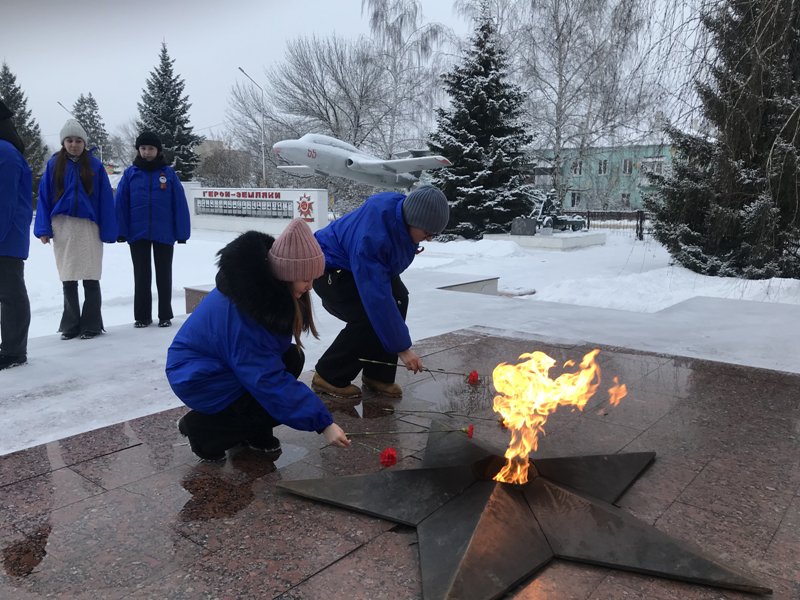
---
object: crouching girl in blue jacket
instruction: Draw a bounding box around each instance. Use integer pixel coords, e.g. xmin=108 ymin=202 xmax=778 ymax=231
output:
xmin=166 ymin=220 xmax=350 ymax=462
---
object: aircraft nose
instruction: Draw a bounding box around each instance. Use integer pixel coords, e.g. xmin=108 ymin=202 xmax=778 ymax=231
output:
xmin=272 ymin=144 xmax=281 ymax=154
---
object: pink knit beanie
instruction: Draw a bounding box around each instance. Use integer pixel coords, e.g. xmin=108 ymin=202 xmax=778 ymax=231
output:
xmin=268 ymin=219 xmax=325 ymax=282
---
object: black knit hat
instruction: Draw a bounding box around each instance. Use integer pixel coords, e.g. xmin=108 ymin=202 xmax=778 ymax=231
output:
xmin=402 ymin=185 xmax=449 ymax=234
xmin=135 ymin=131 xmax=162 ymax=152
xmin=0 ymin=99 xmax=12 ymax=121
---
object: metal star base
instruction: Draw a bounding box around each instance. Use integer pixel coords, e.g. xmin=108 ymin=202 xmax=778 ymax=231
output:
xmin=278 ymin=421 xmax=771 ymax=599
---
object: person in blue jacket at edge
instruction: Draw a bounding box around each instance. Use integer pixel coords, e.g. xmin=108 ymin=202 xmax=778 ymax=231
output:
xmin=0 ymin=99 xmax=32 ymax=370
xmin=34 ymin=119 xmax=117 ymax=340
xmin=166 ymin=219 xmax=351 ymax=462
xmin=115 ymin=131 xmax=191 ymax=329
xmin=311 ymin=185 xmax=450 ymax=399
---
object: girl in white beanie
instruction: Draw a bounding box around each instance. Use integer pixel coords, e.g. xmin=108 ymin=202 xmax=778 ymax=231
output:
xmin=33 ymin=119 xmax=117 ymax=339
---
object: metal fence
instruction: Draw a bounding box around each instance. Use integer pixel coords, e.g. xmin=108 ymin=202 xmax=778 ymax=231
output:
xmin=565 ymin=209 xmax=650 ymax=240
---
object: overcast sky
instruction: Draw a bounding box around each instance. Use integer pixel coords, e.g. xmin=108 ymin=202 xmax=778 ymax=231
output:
xmin=1 ymin=0 xmax=465 ymax=149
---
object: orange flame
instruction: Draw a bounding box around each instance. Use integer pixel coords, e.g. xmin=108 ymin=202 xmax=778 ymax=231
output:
xmin=608 ymin=376 xmax=627 ymax=406
xmin=492 ymin=349 xmax=625 ymax=485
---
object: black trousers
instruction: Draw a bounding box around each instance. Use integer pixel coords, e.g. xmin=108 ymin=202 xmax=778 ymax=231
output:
xmin=59 ymin=280 xmax=102 ymax=336
xmin=313 ymin=269 xmax=408 ymax=387
xmin=130 ymin=240 xmax=174 ymax=323
xmin=0 ymin=256 xmax=30 ymax=356
xmin=181 ymin=344 xmax=304 ymax=457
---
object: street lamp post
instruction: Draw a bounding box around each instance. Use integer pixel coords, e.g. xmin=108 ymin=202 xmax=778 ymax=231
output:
xmin=237 ymin=66 xmax=266 ymax=186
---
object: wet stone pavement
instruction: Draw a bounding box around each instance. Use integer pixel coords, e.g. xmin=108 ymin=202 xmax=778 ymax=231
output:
xmin=0 ymin=327 xmax=798 ymax=599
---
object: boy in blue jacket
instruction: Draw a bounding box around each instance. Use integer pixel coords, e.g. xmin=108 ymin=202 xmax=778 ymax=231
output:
xmin=0 ymin=99 xmax=32 ymax=369
xmin=166 ymin=220 xmax=350 ymax=462
xmin=311 ymin=185 xmax=449 ymax=399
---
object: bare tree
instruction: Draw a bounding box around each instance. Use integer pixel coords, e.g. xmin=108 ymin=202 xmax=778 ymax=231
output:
xmin=263 ymin=35 xmax=385 ymax=147
xmin=195 ymin=139 xmax=256 ymax=188
xmin=361 ymin=0 xmax=449 ymax=156
xmin=524 ymin=0 xmax=652 ymax=200
xmin=453 ymin=0 xmax=533 ymax=64
xmin=106 ymin=119 xmax=141 ymax=169
xmin=453 ymin=0 xmax=698 ymax=204
xmin=227 ymin=33 xmax=412 ymax=189
xmin=228 ymin=4 xmax=454 ymax=187
xmin=227 ymin=80 xmax=279 ymax=183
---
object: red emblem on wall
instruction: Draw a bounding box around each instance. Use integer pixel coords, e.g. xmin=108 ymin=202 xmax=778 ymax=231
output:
xmin=297 ymin=194 xmax=314 ymax=222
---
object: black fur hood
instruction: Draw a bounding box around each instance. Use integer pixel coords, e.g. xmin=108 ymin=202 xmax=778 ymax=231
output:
xmin=215 ymin=230 xmax=295 ymax=334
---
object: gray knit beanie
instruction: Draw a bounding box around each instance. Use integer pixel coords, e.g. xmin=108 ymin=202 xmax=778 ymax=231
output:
xmin=402 ymin=185 xmax=449 ymax=234
xmin=268 ymin=219 xmax=326 ymax=282
xmin=60 ymin=119 xmax=88 ymax=144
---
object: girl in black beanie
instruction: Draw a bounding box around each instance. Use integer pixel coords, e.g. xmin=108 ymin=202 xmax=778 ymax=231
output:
xmin=115 ymin=131 xmax=191 ymax=328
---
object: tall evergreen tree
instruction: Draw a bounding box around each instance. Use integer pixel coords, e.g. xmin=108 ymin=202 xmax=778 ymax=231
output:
xmin=71 ymin=93 xmax=109 ymax=162
xmin=0 ymin=61 xmax=48 ymax=198
xmin=137 ymin=43 xmax=203 ymax=180
xmin=646 ymin=0 xmax=800 ymax=278
xmin=428 ymin=10 xmax=533 ymax=239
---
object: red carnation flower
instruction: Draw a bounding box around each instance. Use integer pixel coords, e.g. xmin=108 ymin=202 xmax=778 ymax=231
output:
xmin=464 ymin=424 xmax=474 ymax=439
xmin=467 ymin=370 xmax=480 ymax=385
xmin=380 ymin=447 xmax=397 ymax=468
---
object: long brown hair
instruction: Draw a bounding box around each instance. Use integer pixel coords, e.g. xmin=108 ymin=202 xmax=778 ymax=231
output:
xmin=292 ymin=289 xmax=319 ymax=349
xmin=53 ymin=147 xmax=93 ymax=199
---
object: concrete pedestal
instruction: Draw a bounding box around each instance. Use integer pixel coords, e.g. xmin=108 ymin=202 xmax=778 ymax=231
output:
xmin=484 ymin=230 xmax=606 ymax=249
xmin=184 ymin=284 xmax=214 ymax=313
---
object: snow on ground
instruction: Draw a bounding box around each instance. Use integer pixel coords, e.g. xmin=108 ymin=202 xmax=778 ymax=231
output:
xmin=1 ymin=224 xmax=798 ymax=456
xmin=412 ymin=232 xmax=800 ymax=311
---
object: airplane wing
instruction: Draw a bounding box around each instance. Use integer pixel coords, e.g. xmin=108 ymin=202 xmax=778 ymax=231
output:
xmin=277 ymin=165 xmax=316 ymax=176
xmin=347 ymin=155 xmax=451 ymax=175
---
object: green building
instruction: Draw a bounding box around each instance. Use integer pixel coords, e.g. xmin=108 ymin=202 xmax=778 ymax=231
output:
xmin=532 ymin=143 xmax=673 ymax=210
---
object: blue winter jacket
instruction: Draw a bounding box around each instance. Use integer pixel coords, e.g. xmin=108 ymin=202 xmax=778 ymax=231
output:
xmin=314 ymin=191 xmax=418 ymax=354
xmin=166 ymin=288 xmax=334 ymax=432
xmin=0 ymin=140 xmax=32 ymax=259
xmin=115 ymin=163 xmax=191 ymax=244
xmin=34 ymin=152 xmax=117 ymax=242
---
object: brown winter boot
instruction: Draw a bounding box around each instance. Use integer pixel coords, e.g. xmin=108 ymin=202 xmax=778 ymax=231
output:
xmin=312 ymin=373 xmax=362 ymax=399
xmin=361 ymin=375 xmax=403 ymax=398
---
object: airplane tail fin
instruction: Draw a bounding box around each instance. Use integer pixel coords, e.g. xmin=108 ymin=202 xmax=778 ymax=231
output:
xmin=395 ymin=148 xmax=433 ymax=159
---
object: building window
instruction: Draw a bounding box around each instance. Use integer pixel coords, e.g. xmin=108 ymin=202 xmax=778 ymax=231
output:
xmin=598 ymin=159 xmax=608 ymax=175
xmin=621 ymin=193 xmax=631 ymax=208
xmin=622 ymin=159 xmax=633 ymax=175
xmin=641 ymin=157 xmax=664 ymax=175
xmin=571 ymin=160 xmax=583 ymax=175
xmin=570 ymin=192 xmax=581 ymax=207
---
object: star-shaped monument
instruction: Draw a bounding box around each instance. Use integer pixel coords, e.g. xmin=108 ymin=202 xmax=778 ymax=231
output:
xmin=277 ymin=421 xmax=771 ymax=599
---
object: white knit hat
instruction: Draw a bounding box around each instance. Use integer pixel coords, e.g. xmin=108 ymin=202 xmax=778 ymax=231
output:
xmin=60 ymin=119 xmax=88 ymax=144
